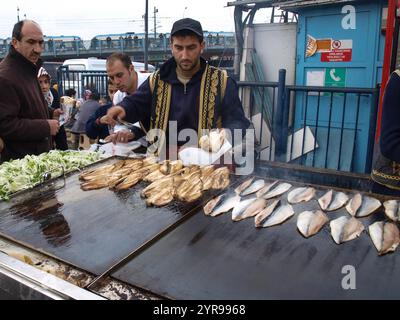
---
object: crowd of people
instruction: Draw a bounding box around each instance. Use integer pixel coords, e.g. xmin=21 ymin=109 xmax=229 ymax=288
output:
xmin=0 ymin=18 xmax=250 ymax=164
xmin=0 ymin=17 xmax=399 ymax=199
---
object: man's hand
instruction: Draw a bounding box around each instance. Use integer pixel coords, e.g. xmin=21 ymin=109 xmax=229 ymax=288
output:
xmin=100 ymin=106 xmax=126 ymax=126
xmin=104 ymin=130 xmax=135 ymax=144
xmin=53 ymin=108 xmax=64 ymax=118
xmin=47 ymin=119 xmax=60 ymax=136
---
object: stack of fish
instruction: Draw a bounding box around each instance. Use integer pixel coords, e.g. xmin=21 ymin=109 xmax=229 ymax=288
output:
xmin=204 ymin=176 xmax=400 ymax=256
xmin=80 ymin=157 xmax=231 ymax=207
xmin=79 ymin=157 xmax=158 ymax=191
xmin=204 ymin=177 xmax=296 ymax=228
xmin=141 ymin=165 xmax=230 ymax=206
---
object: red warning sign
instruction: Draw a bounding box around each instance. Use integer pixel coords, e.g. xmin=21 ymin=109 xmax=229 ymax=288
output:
xmin=321 ymin=40 xmax=353 ymax=62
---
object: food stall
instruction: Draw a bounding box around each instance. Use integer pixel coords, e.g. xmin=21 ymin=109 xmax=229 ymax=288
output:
xmin=0 ymin=148 xmax=399 ymax=300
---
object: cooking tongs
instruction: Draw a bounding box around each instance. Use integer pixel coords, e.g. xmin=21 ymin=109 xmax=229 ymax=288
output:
xmin=115 ymin=118 xmax=137 ymax=130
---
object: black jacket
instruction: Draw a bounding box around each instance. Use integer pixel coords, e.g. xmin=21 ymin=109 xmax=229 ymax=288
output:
xmin=0 ymin=46 xmax=51 ymax=162
xmin=380 ymin=71 xmax=400 ymax=162
xmin=119 ymin=57 xmax=250 ymax=146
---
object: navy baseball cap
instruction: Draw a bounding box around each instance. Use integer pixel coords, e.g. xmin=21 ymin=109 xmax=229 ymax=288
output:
xmin=171 ymin=18 xmax=203 ymax=37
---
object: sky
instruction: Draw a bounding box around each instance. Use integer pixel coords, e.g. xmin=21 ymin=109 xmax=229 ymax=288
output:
xmin=0 ymin=0 xmax=241 ymax=39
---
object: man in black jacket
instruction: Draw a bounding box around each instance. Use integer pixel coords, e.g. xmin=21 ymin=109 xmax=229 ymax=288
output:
xmin=103 ymin=18 xmax=250 ymax=157
xmin=0 ymin=20 xmax=59 ymax=162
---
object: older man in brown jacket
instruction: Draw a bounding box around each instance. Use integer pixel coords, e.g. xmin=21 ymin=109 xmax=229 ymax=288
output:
xmin=0 ymin=20 xmax=59 ymax=162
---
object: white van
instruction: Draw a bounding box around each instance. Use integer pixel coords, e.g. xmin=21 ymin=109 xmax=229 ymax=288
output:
xmin=62 ymin=57 xmax=156 ymax=72
xmin=60 ymin=58 xmax=155 ymax=98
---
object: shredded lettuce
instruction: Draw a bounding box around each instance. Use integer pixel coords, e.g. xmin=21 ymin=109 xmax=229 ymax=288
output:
xmin=0 ymin=150 xmax=101 ymax=201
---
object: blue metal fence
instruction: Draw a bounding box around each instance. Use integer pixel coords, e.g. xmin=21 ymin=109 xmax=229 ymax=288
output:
xmin=57 ymin=67 xmax=109 ymax=99
xmin=237 ymin=69 xmax=380 ymax=174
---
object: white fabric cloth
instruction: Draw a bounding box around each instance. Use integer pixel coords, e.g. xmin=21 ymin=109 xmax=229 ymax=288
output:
xmin=43 ymin=90 xmax=54 ymax=108
xmin=113 ymin=71 xmax=150 ymax=105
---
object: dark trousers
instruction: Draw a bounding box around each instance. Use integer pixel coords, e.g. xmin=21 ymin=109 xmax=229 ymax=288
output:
xmin=54 ymin=125 xmax=69 ymax=150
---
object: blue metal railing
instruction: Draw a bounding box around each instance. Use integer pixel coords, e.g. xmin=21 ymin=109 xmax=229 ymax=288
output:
xmin=57 ymin=67 xmax=108 ymax=99
xmin=236 ymin=69 xmax=380 ymax=174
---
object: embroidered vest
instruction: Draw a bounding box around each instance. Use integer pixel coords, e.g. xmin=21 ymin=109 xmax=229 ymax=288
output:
xmin=146 ymin=64 xmax=228 ymax=151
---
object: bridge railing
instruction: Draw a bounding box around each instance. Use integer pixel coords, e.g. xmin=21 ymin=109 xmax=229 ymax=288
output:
xmin=0 ymin=35 xmax=235 ymax=59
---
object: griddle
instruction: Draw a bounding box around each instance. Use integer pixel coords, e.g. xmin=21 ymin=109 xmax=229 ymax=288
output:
xmin=111 ymin=163 xmax=400 ymax=300
xmin=0 ymin=157 xmax=236 ymax=276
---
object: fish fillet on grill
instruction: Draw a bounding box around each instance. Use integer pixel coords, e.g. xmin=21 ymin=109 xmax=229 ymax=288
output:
xmin=176 ymin=175 xmax=203 ymax=202
xmin=143 ymin=169 xmax=166 ymax=182
xmin=79 ymin=163 xmax=117 ymax=181
xmin=240 ymin=179 xmax=265 ymax=196
xmin=135 ymin=163 xmax=160 ymax=177
xmin=383 ymin=200 xmax=400 ymax=222
xmin=80 ymin=170 xmax=129 ymax=190
xmin=256 ymin=203 xmax=294 ymax=228
xmin=204 ymin=194 xmax=224 ymax=215
xmin=297 ymin=210 xmax=329 ymax=238
xmin=123 ymin=159 xmax=144 ymax=171
xmin=369 ymin=221 xmax=400 ymax=255
xmin=254 ymin=199 xmax=280 ymax=227
xmin=346 ymin=194 xmax=381 ymax=217
xmin=256 ymin=181 xmax=278 ymax=198
xmin=201 ymin=165 xmax=215 ymax=177
xmin=81 ymin=179 xmax=110 ymax=191
xmin=209 ymin=195 xmax=241 ymax=217
xmin=200 ymin=165 xmax=216 ymax=190
xmin=113 ymin=172 xmax=143 ymax=191
xmin=232 ymin=198 xmax=267 ymax=222
xmin=211 ymin=167 xmax=230 ymax=190
xmin=141 ymin=176 xmax=174 ymax=198
xmin=201 ymin=166 xmax=229 ymax=191
xmin=159 ymin=160 xmax=183 ymax=175
xmin=330 ymin=216 xmax=364 ymax=244
xmin=318 ymin=190 xmax=349 ymax=211
xmin=287 ymin=187 xmax=315 ymax=204
xmin=142 ymin=156 xmax=158 ymax=166
xmin=146 ymin=187 xmax=174 ymax=207
xmin=262 ymin=183 xmax=292 ymax=200
xmin=235 ymin=177 xmax=254 ymax=195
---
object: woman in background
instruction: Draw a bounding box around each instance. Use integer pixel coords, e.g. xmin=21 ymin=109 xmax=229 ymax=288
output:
xmin=37 ymin=67 xmax=69 ymax=150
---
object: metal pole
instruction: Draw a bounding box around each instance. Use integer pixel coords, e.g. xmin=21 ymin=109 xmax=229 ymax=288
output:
xmin=154 ymin=7 xmax=158 ymax=39
xmin=365 ymin=87 xmax=380 ymax=173
xmin=144 ymin=0 xmax=149 ymax=71
xmin=17 ymin=6 xmax=20 ymax=22
xmin=274 ymin=69 xmax=286 ymax=161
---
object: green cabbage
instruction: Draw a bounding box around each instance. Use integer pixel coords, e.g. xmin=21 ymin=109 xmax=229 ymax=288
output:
xmin=0 ymin=150 xmax=101 ymax=201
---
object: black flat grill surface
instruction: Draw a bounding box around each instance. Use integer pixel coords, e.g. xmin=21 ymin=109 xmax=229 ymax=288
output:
xmin=0 ymin=158 xmax=229 ymax=275
xmin=112 ymin=176 xmax=400 ymax=300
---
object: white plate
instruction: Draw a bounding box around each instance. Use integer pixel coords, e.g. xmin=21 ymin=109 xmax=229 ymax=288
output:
xmin=178 ymin=140 xmax=232 ymax=166
xmin=89 ymin=141 xmax=141 ymax=157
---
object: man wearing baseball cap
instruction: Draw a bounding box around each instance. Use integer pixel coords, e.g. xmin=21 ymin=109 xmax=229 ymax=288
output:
xmin=103 ymin=18 xmax=250 ymax=156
